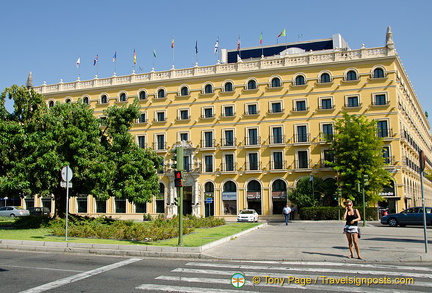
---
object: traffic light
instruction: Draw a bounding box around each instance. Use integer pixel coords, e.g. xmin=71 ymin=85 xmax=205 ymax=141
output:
xmin=363 ymin=174 xmax=369 ymax=186
xmin=173 ymin=197 xmax=179 ymax=206
xmin=174 ymin=170 xmax=183 ymax=187
xmin=171 ymin=148 xmax=178 ymax=169
xmin=170 ymin=147 xmax=184 ymax=171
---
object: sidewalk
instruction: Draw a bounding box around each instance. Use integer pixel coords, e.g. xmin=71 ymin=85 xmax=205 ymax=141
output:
xmin=1 ymin=221 xmax=431 ymax=262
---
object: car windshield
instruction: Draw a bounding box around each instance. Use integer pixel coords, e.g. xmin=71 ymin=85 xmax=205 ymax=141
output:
xmin=241 ymin=210 xmax=254 ymax=214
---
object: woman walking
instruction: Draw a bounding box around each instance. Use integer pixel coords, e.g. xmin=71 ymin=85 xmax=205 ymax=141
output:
xmin=343 ymin=199 xmax=363 ymax=259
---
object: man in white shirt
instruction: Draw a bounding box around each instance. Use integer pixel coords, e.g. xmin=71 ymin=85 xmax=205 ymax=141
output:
xmin=282 ymin=204 xmax=291 ymax=225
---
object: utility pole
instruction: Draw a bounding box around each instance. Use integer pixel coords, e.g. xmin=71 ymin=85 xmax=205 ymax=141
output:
xmin=362 ymin=174 xmax=369 ymax=227
xmin=172 ymin=146 xmax=184 ymax=246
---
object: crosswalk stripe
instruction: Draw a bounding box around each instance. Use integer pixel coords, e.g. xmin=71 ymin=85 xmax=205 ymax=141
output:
xmin=154 ymin=275 xmax=425 ymax=293
xmin=136 ymin=284 xmax=261 ymax=293
xmin=187 ymin=262 xmax=432 ymax=279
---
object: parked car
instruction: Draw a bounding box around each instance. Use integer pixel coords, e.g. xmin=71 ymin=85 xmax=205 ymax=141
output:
xmin=0 ymin=206 xmax=30 ymax=217
xmin=28 ymin=207 xmax=51 ymax=217
xmin=237 ymin=209 xmax=259 ymax=222
xmin=381 ymin=207 xmax=432 ymax=227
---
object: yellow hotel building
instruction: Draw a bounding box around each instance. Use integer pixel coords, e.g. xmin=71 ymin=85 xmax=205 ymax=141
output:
xmin=32 ymin=27 xmax=432 ymax=220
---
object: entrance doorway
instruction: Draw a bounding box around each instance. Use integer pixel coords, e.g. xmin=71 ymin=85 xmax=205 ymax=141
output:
xmin=183 ymin=186 xmax=193 ymax=215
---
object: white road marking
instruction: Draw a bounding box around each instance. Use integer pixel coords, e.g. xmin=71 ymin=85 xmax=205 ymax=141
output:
xmin=1 ymin=264 xmax=83 ymax=273
xmin=19 ymin=258 xmax=141 ymax=293
xmin=136 ymin=284 xmax=260 ymax=292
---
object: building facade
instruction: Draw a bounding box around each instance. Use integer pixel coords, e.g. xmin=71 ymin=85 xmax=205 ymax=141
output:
xmin=30 ymin=27 xmax=432 ymax=220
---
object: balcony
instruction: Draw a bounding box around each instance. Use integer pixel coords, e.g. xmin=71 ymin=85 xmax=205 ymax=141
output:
xmin=220 ymin=163 xmax=237 ymax=173
xmin=220 ymin=138 xmax=237 ymax=149
xmin=268 ymin=135 xmax=286 ymax=146
xmin=293 ymin=133 xmax=310 ymax=144
xmin=270 ymin=160 xmax=287 ymax=172
xmin=244 ymin=136 xmax=261 ymax=147
xmin=200 ymin=139 xmax=216 ymax=149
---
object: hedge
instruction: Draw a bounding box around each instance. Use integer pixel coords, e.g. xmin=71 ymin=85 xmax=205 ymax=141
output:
xmin=299 ymin=206 xmax=378 ymax=221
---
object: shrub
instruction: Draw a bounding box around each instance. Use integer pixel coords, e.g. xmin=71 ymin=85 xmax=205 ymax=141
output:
xmin=299 ymin=206 xmax=378 ymax=221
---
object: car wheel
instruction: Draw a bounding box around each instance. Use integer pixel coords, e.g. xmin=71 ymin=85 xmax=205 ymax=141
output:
xmin=388 ymin=218 xmax=398 ymax=227
xmin=10 ymin=214 xmax=16 ymax=218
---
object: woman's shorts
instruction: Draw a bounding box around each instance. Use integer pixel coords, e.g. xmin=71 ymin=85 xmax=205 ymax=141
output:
xmin=343 ymin=225 xmax=359 ymax=234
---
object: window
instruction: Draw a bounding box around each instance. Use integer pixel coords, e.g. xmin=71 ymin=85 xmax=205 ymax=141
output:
xmin=138 ymin=113 xmax=146 ymax=123
xmin=271 ymin=77 xmax=281 ymax=88
xmin=296 ymin=125 xmax=308 ymax=142
xmin=224 ymin=130 xmax=235 ymax=146
xmin=204 ymin=84 xmax=213 ymax=94
xmin=180 ymin=86 xmax=189 ymax=96
xmin=203 ymin=107 xmax=214 ymax=118
xmin=248 ymin=153 xmax=259 ymax=170
xmin=295 ymin=75 xmax=305 ymax=85
xmin=246 ymin=104 xmax=258 ymax=115
xmin=347 ymin=96 xmax=359 ymax=107
xmin=247 ymin=128 xmax=259 ymax=145
xmin=83 ymin=97 xmax=89 ymax=105
xmin=183 ymin=155 xmax=190 ymax=171
xmin=295 ymin=100 xmax=307 ymax=111
xmin=270 ymin=102 xmax=282 ymax=113
xmin=298 ymin=151 xmax=309 ymax=168
xmin=139 ymin=90 xmax=147 ymax=100
xmin=204 ymin=155 xmax=213 ymax=172
xmin=157 ymin=89 xmax=165 ymax=98
xmin=65 ymin=98 xmax=71 ymax=103
xmin=224 ymin=82 xmax=233 ymax=92
xmin=223 ymin=105 xmax=234 ymax=117
xmin=373 ymin=68 xmax=385 ymax=78
xmin=247 ymin=79 xmax=257 ymax=90
xmin=77 ymin=197 xmax=87 ymax=213
xmin=119 ymin=93 xmax=127 ymax=102
xmin=320 ymin=98 xmax=333 ymax=109
xmin=223 ymin=181 xmax=237 ymax=215
xmin=224 ymin=154 xmax=235 ymax=171
xmin=48 ymin=100 xmax=55 ymax=108
xmin=377 ymin=120 xmax=389 ymax=137
xmin=346 ymin=70 xmax=357 ymax=81
xmin=374 ymin=94 xmax=387 ymax=105
xmin=203 ymin=131 xmax=214 ymax=147
xmin=156 ymin=111 xmax=165 ymax=122
xmin=179 ymin=109 xmax=189 ymax=120
xmin=383 ymin=146 xmax=391 ymax=164
xmin=135 ymin=202 xmax=146 ymax=213
xmin=320 ymin=73 xmax=331 ymax=83
xmin=115 ymin=199 xmax=126 ymax=213
xmin=137 ymin=136 xmax=145 ymax=148
xmin=101 ymin=95 xmax=108 ymax=104
xmin=156 ymin=134 xmax=165 ymax=150
xmin=322 ymin=124 xmax=333 ymax=141
xmin=272 ymin=127 xmax=283 ymax=144
xmin=273 ymin=151 xmax=284 ymax=169
xmin=323 ymin=150 xmax=334 ymax=167
xmin=179 ymin=132 xmax=188 ymax=142
xmin=96 ymin=200 xmax=106 ymax=213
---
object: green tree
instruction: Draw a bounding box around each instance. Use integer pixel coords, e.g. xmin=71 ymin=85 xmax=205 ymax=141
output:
xmin=0 ymin=85 xmax=161 ymax=216
xmin=328 ymin=112 xmax=390 ymax=204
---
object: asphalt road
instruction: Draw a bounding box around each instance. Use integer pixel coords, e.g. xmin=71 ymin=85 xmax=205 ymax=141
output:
xmin=1 ymin=250 xmax=432 ymax=293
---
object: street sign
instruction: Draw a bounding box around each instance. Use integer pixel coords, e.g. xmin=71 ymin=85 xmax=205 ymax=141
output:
xmin=60 ymin=181 xmax=73 ymax=188
xmin=61 ymin=166 xmax=73 ymax=182
xmin=205 ymin=197 xmax=213 ymax=204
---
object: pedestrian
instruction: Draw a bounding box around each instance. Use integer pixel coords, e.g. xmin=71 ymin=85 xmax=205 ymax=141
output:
xmin=282 ymin=204 xmax=291 ymax=225
xmin=343 ymin=199 xmax=363 ymax=259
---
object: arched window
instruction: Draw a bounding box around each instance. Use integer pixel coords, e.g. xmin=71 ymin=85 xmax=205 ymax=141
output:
xmin=83 ymin=97 xmax=89 ymax=105
xmin=119 ymin=93 xmax=127 ymax=102
xmin=205 ymin=182 xmax=214 ymax=193
xmin=180 ymin=86 xmax=189 ymax=96
xmin=247 ymin=80 xmax=257 ymax=90
xmin=320 ymin=73 xmax=331 ymax=83
xmin=139 ymin=90 xmax=147 ymax=100
xmin=346 ymin=70 xmax=357 ymax=81
xmin=271 ymin=77 xmax=281 ymax=88
xmin=272 ymin=179 xmax=287 ymax=192
xmin=48 ymin=101 xmax=54 ymax=108
xmin=65 ymin=98 xmax=71 ymax=103
xmin=204 ymin=84 xmax=213 ymax=94
xmin=373 ymin=68 xmax=385 ymax=78
xmin=295 ymin=75 xmax=305 ymax=85
xmin=157 ymin=89 xmax=165 ymax=98
xmin=101 ymin=95 xmax=108 ymax=104
xmin=224 ymin=82 xmax=233 ymax=92
xmin=247 ymin=180 xmax=261 ymax=192
xmin=223 ymin=181 xmax=236 ymax=192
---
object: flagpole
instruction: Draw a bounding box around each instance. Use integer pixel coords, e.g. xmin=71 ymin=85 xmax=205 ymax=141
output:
xmin=152 ymin=49 xmax=156 ymax=71
xmin=195 ymin=40 xmax=198 ymax=66
xmin=171 ymin=37 xmax=175 ymax=68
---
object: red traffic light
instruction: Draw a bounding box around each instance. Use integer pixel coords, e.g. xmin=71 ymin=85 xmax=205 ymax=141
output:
xmin=174 ymin=171 xmax=183 ymax=187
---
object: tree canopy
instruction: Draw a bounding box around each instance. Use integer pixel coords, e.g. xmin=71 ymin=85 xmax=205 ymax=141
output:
xmin=328 ymin=112 xmax=391 ymax=205
xmin=288 ymin=176 xmax=337 ymax=208
xmin=0 ymin=85 xmax=162 ymax=216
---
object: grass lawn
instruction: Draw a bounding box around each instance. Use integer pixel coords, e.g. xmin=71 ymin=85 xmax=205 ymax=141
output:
xmin=0 ymin=221 xmax=261 ymax=247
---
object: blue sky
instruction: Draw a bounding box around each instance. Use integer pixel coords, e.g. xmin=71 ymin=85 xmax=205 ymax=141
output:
xmin=1 ymin=0 xmax=432 ymax=118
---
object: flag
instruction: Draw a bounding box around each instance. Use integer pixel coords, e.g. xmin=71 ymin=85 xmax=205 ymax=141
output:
xmin=309 ymin=175 xmax=313 ymax=182
xmin=171 ymin=37 xmax=175 ymax=48
xmin=112 ymin=51 xmax=117 ymax=62
xmin=133 ymin=49 xmax=137 ymax=64
xmin=153 ymin=49 xmax=157 ymax=58
xmin=259 ymin=32 xmax=263 ymax=45
xmin=214 ymin=38 xmax=219 ymax=54
xmin=93 ymin=55 xmax=98 ymax=66
xmin=76 ymin=57 xmax=80 ymax=68
xmin=237 ymin=54 xmax=242 ymax=62
xmin=237 ymin=37 xmax=241 ymax=51
xmin=278 ymin=28 xmax=286 ymax=38
xmin=195 ymin=40 xmax=198 ymax=54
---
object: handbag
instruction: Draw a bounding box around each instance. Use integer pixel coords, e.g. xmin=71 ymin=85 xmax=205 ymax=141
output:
xmin=358 ymin=228 xmax=361 ymax=239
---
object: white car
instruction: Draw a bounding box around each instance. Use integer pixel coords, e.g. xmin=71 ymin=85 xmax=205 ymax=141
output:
xmin=0 ymin=206 xmax=30 ymax=217
xmin=237 ymin=209 xmax=259 ymax=222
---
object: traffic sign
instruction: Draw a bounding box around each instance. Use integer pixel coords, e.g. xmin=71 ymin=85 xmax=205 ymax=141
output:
xmin=61 ymin=166 xmax=73 ymax=182
xmin=205 ymin=197 xmax=213 ymax=204
xmin=60 ymin=181 xmax=73 ymax=188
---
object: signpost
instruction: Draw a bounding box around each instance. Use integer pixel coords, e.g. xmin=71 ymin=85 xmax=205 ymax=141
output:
xmin=61 ymin=166 xmax=73 ymax=241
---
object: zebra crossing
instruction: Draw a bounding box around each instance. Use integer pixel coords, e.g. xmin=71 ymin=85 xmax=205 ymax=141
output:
xmin=136 ymin=260 xmax=432 ymax=292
